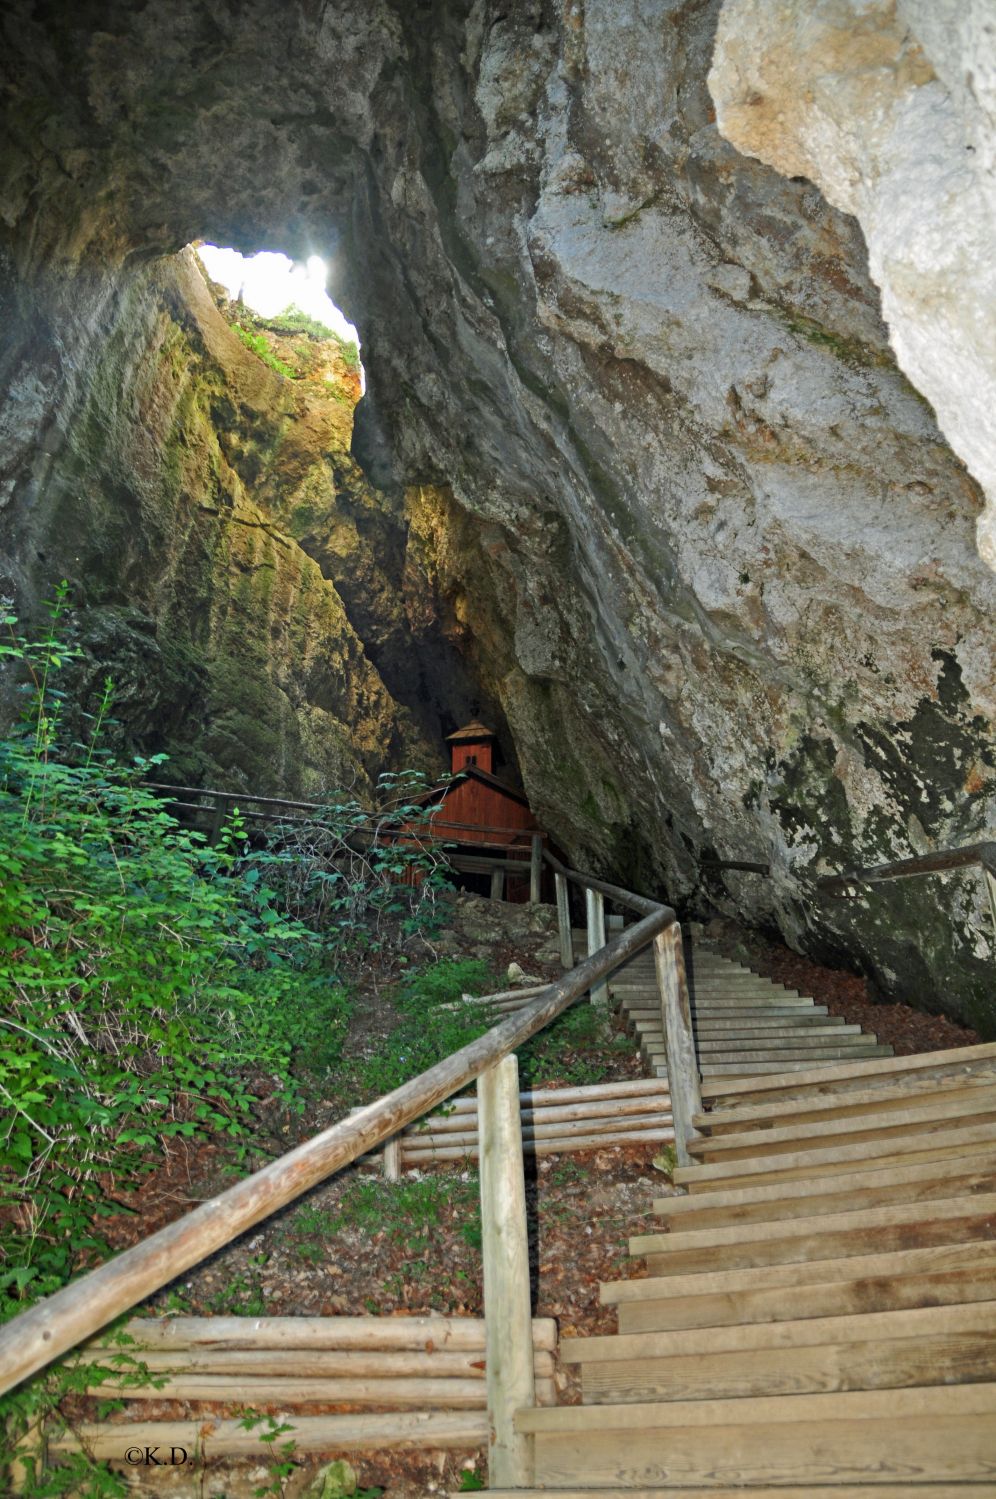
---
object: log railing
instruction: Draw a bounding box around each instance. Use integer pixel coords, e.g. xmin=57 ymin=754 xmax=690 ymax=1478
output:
xmin=0 ymin=852 xmax=701 ymax=1487
xmin=701 ymin=841 xmax=996 ymax=990
xmin=818 ymin=839 xmax=996 ymax=897
xmin=543 ymin=848 xmax=701 ymax=1165
xmin=148 ymin=780 xmax=545 ymax=898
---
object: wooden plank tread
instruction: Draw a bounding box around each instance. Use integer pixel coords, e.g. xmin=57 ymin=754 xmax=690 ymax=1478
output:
xmin=560 ymin=1297 xmax=996 ymax=1364
xmin=516 ymin=1379 xmax=996 ymax=1432
xmin=481 ymin=1490 xmax=991 ymax=1497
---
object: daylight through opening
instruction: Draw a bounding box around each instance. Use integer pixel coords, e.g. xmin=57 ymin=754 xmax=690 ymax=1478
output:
xmin=195 ymin=243 xmax=364 ymax=391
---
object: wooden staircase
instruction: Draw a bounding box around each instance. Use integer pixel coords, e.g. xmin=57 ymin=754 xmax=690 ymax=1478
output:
xmin=482 ymin=1041 xmax=996 ymax=1495
xmin=608 ymin=939 xmax=892 ymax=1078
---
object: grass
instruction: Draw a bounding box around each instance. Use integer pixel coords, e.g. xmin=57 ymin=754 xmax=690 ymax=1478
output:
xmin=233 ymin=322 xmax=297 ymax=378
xmin=354 ymin=959 xmax=499 ymax=1096
xmin=519 ymin=1000 xmax=632 ymax=1086
xmin=289 ymin=1174 xmax=481 ymax=1258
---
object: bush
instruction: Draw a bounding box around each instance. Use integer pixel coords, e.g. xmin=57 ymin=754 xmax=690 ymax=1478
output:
xmin=263 ymin=304 xmax=362 ymax=374
xmin=264 ymin=303 xmax=338 ymax=340
xmin=0 ymin=589 xmax=445 ymax=1308
xmin=247 ymin=769 xmax=453 ymax=965
xmin=0 ymin=588 xmax=460 ymax=1491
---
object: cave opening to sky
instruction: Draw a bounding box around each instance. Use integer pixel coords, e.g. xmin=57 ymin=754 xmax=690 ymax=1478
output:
xmin=195 ymin=243 xmax=364 ymax=388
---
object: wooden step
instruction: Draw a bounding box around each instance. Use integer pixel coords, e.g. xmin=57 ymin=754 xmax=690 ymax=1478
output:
xmin=653 ymin=1045 xmax=889 ymax=1066
xmin=519 ymin=1383 xmax=996 ymax=1488
xmin=702 ymin=1041 xmax=996 ymax=1105
xmin=687 ymin=1092 xmax=996 ymax=1162
xmin=652 ymin=1154 xmax=996 ymax=1229
xmin=692 ymin=1017 xmax=851 ymax=1032
xmin=631 ymin=1193 xmax=996 ymax=1276
xmin=627 ymin=1004 xmax=835 ymax=1022
xmin=688 ymin=1061 xmax=864 ymax=1076
xmin=481 ymin=1489 xmax=990 ymax=1498
xmin=676 ymin=1119 xmax=996 ymax=1190
xmin=576 ymin=1303 xmax=996 ymax=1404
xmin=695 ymin=1073 xmax=996 ymax=1134
xmin=635 ymin=1022 xmax=856 ymax=1042
xmin=615 ymin=1256 xmax=996 ymax=1335
xmin=602 ymin=1238 xmax=996 ymax=1310
xmin=566 ymin=1299 xmax=996 ymax=1365
xmin=691 ymin=1036 xmax=881 ymax=1055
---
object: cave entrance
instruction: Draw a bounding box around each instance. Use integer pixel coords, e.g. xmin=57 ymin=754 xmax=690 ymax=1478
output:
xmin=195 ymin=243 xmax=364 ymax=389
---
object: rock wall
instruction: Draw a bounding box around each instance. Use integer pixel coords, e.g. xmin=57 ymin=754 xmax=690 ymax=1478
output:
xmin=0 ymin=244 xmax=447 ymax=795
xmin=1 ymin=0 xmax=994 ymax=1030
xmin=709 ymin=0 xmax=996 ymax=568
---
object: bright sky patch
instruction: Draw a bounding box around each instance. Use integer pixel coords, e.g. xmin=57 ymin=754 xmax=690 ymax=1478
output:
xmin=198 ymin=245 xmax=360 ymax=351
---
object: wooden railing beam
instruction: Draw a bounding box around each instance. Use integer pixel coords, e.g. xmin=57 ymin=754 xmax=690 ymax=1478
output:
xmin=529 ymin=833 xmax=543 ymax=904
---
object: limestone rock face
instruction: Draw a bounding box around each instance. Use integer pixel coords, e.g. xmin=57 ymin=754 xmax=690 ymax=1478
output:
xmin=0 ymin=244 xmax=440 ymax=795
xmin=709 ymin=0 xmax=996 ymax=566
xmin=1 ymin=1 xmax=995 ymax=1029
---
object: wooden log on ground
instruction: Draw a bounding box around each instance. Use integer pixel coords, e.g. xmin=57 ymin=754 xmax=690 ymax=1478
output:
xmin=87 ymin=1374 xmax=494 ymax=1407
xmin=78 ymin=1347 xmax=557 ymax=1378
xmin=407 ymin=1100 xmax=672 ymax=1138
xmin=102 ymin=1315 xmax=557 ymax=1353
xmin=49 ymin=1411 xmax=490 ymax=1458
xmin=81 ymin=1372 xmax=558 ymax=1408
xmin=403 ymin=1126 xmax=673 ymax=1163
xmin=412 ymin=1078 xmax=668 ymax=1114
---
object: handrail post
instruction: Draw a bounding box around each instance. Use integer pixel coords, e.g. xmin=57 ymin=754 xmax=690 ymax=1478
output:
xmin=490 ymin=868 xmax=505 ymax=901
xmin=478 ymin=1054 xmax=535 ymax=1487
xmin=529 ymin=834 xmax=543 ymax=904
xmin=555 ymin=873 xmax=574 ymax=968
xmin=208 ymin=793 xmax=229 ymax=846
xmin=653 ymin=923 xmax=702 ymax=1167
xmin=586 ymin=888 xmax=608 ymax=1006
xmin=382 ymin=1137 xmax=401 ymax=1181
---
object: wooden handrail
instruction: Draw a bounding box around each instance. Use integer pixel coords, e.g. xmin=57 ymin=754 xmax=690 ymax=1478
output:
xmin=541 ymin=847 xmax=702 ymax=1160
xmin=700 ymin=857 xmax=771 ymax=876
xmin=819 ymin=840 xmax=996 ymax=895
xmin=541 ymin=846 xmax=661 ymax=917
xmin=149 ymin=782 xmax=540 ymax=844
xmin=693 ymin=841 xmax=996 ymax=893
xmin=0 ymin=905 xmax=674 ymax=1397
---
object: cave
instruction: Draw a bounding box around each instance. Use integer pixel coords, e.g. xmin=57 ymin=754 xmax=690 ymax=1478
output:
xmin=1 ymin=0 xmax=995 ymax=1034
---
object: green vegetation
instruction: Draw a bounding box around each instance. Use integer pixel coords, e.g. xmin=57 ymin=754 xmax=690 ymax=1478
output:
xmin=356 ymin=959 xmax=497 ymax=1096
xmin=519 ymin=1000 xmax=630 ymax=1086
xmin=264 ymin=303 xmax=338 ymax=340
xmin=290 ymin=1173 xmax=481 ymax=1258
xmin=0 ymin=587 xmax=451 ymax=1491
xmin=233 ymin=320 xmax=297 ymax=378
xmin=338 ymin=337 xmax=361 ymax=372
xmin=232 ymin=302 xmax=362 ymax=379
